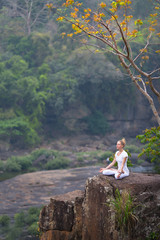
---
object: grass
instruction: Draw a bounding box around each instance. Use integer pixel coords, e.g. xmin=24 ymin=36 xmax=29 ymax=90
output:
xmin=109 ymin=189 xmax=138 ymax=237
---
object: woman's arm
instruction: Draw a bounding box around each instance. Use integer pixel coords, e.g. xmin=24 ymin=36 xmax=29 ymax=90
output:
xmin=99 ymin=157 xmax=116 ymax=172
xmin=106 ymin=157 xmax=116 ymax=169
xmin=117 ymin=157 xmax=127 ymax=178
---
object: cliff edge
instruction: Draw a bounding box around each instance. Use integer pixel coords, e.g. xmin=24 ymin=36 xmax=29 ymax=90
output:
xmin=39 ymin=173 xmax=160 ymax=240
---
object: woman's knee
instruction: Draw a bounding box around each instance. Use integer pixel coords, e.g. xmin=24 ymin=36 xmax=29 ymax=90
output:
xmin=102 ymin=170 xmax=115 ymax=175
xmin=115 ymin=173 xmax=129 ymax=180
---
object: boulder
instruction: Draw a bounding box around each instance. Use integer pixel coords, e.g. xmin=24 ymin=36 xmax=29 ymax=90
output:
xmin=39 ymin=173 xmax=160 ymax=240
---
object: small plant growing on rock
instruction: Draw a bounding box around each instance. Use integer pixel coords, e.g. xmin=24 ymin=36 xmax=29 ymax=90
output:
xmin=109 ymin=189 xmax=138 ymax=237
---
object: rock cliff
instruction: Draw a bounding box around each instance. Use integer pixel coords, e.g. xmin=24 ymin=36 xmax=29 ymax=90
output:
xmin=39 ymin=173 xmax=160 ymax=240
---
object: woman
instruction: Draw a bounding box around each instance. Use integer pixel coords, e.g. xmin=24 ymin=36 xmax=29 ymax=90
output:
xmin=99 ymin=138 xmax=129 ymax=179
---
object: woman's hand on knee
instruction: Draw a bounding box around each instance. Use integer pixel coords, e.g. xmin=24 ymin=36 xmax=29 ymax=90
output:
xmin=99 ymin=168 xmax=107 ymax=172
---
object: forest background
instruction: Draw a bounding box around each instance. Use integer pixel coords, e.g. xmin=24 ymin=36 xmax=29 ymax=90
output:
xmin=0 ymin=1 xmax=160 ymax=239
xmin=0 ymin=0 xmax=159 ymax=149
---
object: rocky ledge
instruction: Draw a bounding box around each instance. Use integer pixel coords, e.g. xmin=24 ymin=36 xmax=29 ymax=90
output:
xmin=39 ymin=173 xmax=160 ymax=240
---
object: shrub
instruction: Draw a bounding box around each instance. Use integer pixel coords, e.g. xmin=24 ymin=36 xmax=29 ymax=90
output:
xmin=0 ymin=160 xmax=4 ymax=171
xmin=0 ymin=215 xmax=10 ymax=227
xmin=31 ymin=148 xmax=58 ymax=162
xmin=0 ymin=117 xmax=39 ymax=148
xmin=137 ymin=126 xmax=160 ymax=173
xmin=5 ymin=155 xmax=32 ymax=172
xmin=99 ymin=151 xmax=113 ymax=161
xmin=125 ymin=144 xmax=142 ymax=153
xmin=45 ymin=157 xmax=70 ymax=170
xmin=12 ymin=156 xmax=32 ymax=171
xmin=28 ymin=222 xmax=39 ymax=236
xmin=6 ymin=227 xmax=22 ymax=240
xmin=14 ymin=212 xmax=25 ymax=227
xmin=5 ymin=159 xmax=21 ymax=172
xmin=25 ymin=207 xmax=40 ymax=225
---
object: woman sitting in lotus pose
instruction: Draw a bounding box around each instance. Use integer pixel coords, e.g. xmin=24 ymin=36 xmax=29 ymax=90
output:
xmin=99 ymin=138 xmax=129 ymax=179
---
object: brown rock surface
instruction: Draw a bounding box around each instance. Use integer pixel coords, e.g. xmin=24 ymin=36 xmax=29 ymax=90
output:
xmin=0 ymin=166 xmax=100 ymax=216
xmin=39 ymin=173 xmax=160 ymax=240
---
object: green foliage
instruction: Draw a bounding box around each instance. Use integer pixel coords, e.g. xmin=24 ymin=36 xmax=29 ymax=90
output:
xmin=14 ymin=212 xmax=25 ymax=227
xmin=28 ymin=222 xmax=39 ymax=236
xmin=125 ymin=144 xmax=142 ymax=153
xmin=31 ymin=148 xmax=58 ymax=160
xmin=0 ymin=160 xmax=4 ymax=171
xmin=0 ymin=215 xmax=10 ymax=227
xmin=83 ymin=111 xmax=109 ymax=135
xmin=0 ymin=117 xmax=39 ymax=148
xmin=109 ymin=189 xmax=138 ymax=236
xmin=3 ymin=148 xmax=72 ymax=173
xmin=136 ymin=127 xmax=160 ymax=173
xmin=6 ymin=227 xmax=22 ymax=240
xmin=5 ymin=155 xmax=33 ymax=172
xmin=146 ymin=232 xmax=160 ymax=240
xmin=2 ymin=206 xmax=42 ymax=240
xmin=5 ymin=159 xmax=22 ymax=172
xmin=0 ymin=0 xmax=158 ymax=149
xmin=7 ymin=33 xmax=51 ymax=67
xmin=45 ymin=157 xmax=70 ymax=170
xmin=99 ymin=151 xmax=114 ymax=161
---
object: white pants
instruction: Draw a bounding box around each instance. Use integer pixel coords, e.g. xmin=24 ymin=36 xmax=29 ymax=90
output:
xmin=102 ymin=169 xmax=129 ymax=180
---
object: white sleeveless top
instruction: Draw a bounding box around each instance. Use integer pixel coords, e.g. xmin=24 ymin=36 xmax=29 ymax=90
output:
xmin=115 ymin=150 xmax=129 ymax=174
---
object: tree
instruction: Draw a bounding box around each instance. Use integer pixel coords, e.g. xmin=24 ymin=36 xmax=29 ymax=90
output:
xmin=47 ymin=0 xmax=160 ymax=125
xmin=4 ymin=0 xmax=48 ymax=35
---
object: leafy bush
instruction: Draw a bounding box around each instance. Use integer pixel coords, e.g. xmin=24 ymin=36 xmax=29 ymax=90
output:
xmin=5 ymin=155 xmax=32 ymax=172
xmin=14 ymin=212 xmax=25 ymax=227
xmin=0 ymin=117 xmax=39 ymax=148
xmin=0 ymin=160 xmax=4 ymax=171
xmin=28 ymin=222 xmax=39 ymax=236
xmin=99 ymin=151 xmax=114 ymax=161
xmin=45 ymin=157 xmax=70 ymax=170
xmin=0 ymin=215 xmax=10 ymax=227
xmin=5 ymin=159 xmax=22 ymax=172
xmin=31 ymin=148 xmax=58 ymax=161
xmin=136 ymin=127 xmax=160 ymax=173
xmin=25 ymin=207 xmax=40 ymax=225
xmin=125 ymin=144 xmax=142 ymax=153
xmin=12 ymin=156 xmax=32 ymax=171
xmin=6 ymin=227 xmax=22 ymax=240
xmin=83 ymin=111 xmax=109 ymax=135
xmin=1 ymin=206 xmax=42 ymax=239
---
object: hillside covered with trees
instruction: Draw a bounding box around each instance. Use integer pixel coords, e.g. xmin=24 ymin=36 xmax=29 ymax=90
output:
xmin=0 ymin=0 xmax=159 ymax=149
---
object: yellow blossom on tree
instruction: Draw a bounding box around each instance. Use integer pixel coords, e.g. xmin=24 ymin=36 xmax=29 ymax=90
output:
xmin=100 ymin=2 xmax=106 ymax=8
xmin=56 ymin=16 xmax=64 ymax=21
xmin=99 ymin=13 xmax=105 ymax=18
xmin=70 ymin=12 xmax=77 ymax=18
xmin=67 ymin=33 xmax=73 ymax=37
xmin=75 ymin=2 xmax=82 ymax=7
xmin=135 ymin=19 xmax=143 ymax=25
xmin=74 ymin=7 xmax=79 ymax=12
xmin=140 ymin=48 xmax=148 ymax=53
xmin=150 ymin=13 xmax=158 ymax=17
xmin=149 ymin=27 xmax=155 ymax=32
xmin=142 ymin=56 xmax=149 ymax=60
